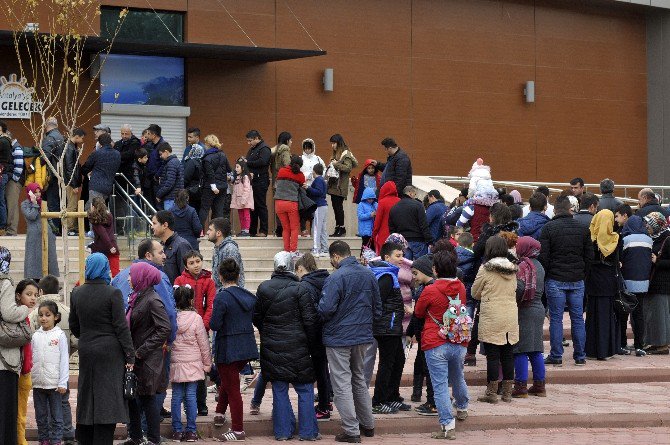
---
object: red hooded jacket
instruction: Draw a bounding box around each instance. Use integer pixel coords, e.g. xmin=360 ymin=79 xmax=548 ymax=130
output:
xmin=373 ymin=181 xmax=401 ymax=254
xmin=174 ymin=269 xmax=216 ymax=330
xmin=414 ymin=278 xmax=468 ymax=351
xmin=352 ymin=159 xmax=381 ymax=204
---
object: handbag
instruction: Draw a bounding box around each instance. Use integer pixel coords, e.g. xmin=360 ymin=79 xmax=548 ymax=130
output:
xmin=0 ymin=317 xmax=32 ymax=348
xmin=123 ymin=369 xmax=138 ymax=400
xmin=614 ymin=261 xmax=638 ymax=315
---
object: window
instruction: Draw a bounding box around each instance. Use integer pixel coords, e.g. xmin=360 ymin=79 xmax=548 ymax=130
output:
xmin=100 ymin=7 xmax=184 ymax=43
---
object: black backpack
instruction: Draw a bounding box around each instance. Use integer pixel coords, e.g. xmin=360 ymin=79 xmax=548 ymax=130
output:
xmin=186 ymin=158 xmax=204 ymax=195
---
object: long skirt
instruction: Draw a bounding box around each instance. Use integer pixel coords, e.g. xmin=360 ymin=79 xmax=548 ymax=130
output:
xmin=644 ymin=294 xmax=670 ymax=347
xmin=585 ymin=295 xmax=619 ymax=360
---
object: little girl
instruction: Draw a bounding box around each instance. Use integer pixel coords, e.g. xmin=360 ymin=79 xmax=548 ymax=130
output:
xmin=230 ymin=159 xmax=254 ymax=237
xmin=32 ymin=300 xmax=69 ymax=445
xmin=87 ymin=196 xmax=120 ymax=276
xmin=16 ymin=279 xmax=39 ymax=445
xmin=170 ymin=286 xmax=212 ymax=442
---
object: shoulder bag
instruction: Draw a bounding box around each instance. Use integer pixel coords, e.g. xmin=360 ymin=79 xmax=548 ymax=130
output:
xmin=614 ymin=260 xmax=638 ymax=315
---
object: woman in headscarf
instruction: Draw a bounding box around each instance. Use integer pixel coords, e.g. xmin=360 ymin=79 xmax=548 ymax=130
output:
xmin=69 ymin=253 xmax=134 ymax=445
xmin=22 ymin=183 xmax=59 ymax=279
xmin=512 ymin=237 xmax=547 ymax=398
xmin=585 ymin=209 xmax=621 ymax=360
xmin=183 ymin=142 xmax=205 ymax=211
xmin=125 ymin=262 xmax=171 ymax=445
xmin=643 ymin=212 xmax=670 ymax=354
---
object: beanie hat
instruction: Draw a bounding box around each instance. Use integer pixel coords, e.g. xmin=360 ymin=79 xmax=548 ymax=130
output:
xmin=386 ymin=233 xmax=408 ymax=249
xmin=412 ymin=254 xmax=434 ymax=277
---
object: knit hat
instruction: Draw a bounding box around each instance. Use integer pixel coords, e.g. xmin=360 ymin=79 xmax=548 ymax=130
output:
xmin=412 ymin=254 xmax=433 ymax=277
xmin=644 ymin=212 xmax=668 ymax=239
xmin=386 ymin=233 xmax=408 ymax=249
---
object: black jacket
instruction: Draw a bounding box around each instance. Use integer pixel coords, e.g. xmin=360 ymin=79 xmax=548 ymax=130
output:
xmin=473 ymin=221 xmax=519 ymax=265
xmin=202 ymin=149 xmax=231 ymax=192
xmin=388 ymin=195 xmax=432 ymax=243
xmin=183 ymin=157 xmax=203 ymax=195
xmin=0 ymin=135 xmax=12 ymax=174
xmin=254 ymin=272 xmax=320 ymax=383
xmin=369 ymin=262 xmax=404 ymax=337
xmin=298 ymin=269 xmax=329 ymax=353
xmin=650 ymin=232 xmax=670 ymax=295
xmin=63 ymin=141 xmax=81 ymax=188
xmin=114 ymin=135 xmax=141 ymax=180
xmin=156 ymin=155 xmax=184 ymax=200
xmin=586 ymin=242 xmax=620 ymax=297
xmin=637 ymin=199 xmax=670 ymax=218
xmin=538 ymin=213 xmax=594 ymax=282
xmin=597 ymin=193 xmax=623 ymax=213
xmin=246 ymin=140 xmax=271 ymax=180
xmin=378 ymin=148 xmax=412 ymax=194
xmin=162 ymin=232 xmax=193 ymax=284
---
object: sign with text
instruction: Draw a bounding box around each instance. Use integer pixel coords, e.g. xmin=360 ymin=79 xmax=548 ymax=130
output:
xmin=0 ymin=74 xmax=42 ymax=119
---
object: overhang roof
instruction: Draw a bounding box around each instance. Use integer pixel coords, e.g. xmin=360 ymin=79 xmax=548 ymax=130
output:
xmin=0 ymin=30 xmax=326 ymax=62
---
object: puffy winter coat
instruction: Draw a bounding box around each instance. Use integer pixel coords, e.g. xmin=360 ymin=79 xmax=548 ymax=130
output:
xmin=171 ymin=205 xmax=202 ymax=251
xmin=372 ymin=182 xmax=401 ymax=254
xmin=298 ymin=268 xmax=329 ymax=352
xmin=352 ymin=159 xmax=381 ymax=204
xmin=31 ymin=326 xmax=69 ymax=389
xmin=327 ymin=147 xmax=358 ymax=198
xmin=300 ymin=139 xmax=325 ymax=186
xmin=414 ymin=278 xmax=468 ymax=351
xmin=357 ymin=188 xmax=377 ymax=237
xmin=379 ymin=148 xmax=412 ymax=194
xmin=156 ymin=154 xmax=184 ymax=200
xmin=426 ymin=200 xmax=448 ymax=242
xmin=517 ymin=211 xmax=550 ymax=240
xmin=230 ymin=174 xmax=254 ymax=210
xmin=174 ymin=269 xmax=216 ymax=330
xmin=538 ymin=213 xmax=593 ymax=283
xmin=170 ymin=311 xmax=212 ymax=383
xmin=202 ymin=148 xmax=231 ymax=192
xmin=254 ymin=272 xmax=320 ymax=383
xmin=369 ymin=261 xmax=404 ymax=336
xmin=81 ymin=145 xmax=121 ymax=196
xmin=210 ymin=285 xmax=258 ymax=365
xmin=274 ymin=167 xmax=305 ymax=202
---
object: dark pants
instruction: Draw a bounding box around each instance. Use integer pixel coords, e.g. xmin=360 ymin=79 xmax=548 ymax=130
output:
xmin=75 ymin=423 xmax=116 ymax=445
xmin=372 ymin=336 xmax=405 ymax=405
xmin=45 ymin=177 xmax=61 ymax=233
xmin=199 ymin=188 xmax=229 ymax=229
xmin=250 ymin=176 xmax=269 ymax=235
xmin=467 ymin=304 xmax=480 ymax=355
xmin=631 ymin=295 xmax=646 ymax=350
xmin=197 ymin=379 xmax=208 ymax=412
xmin=34 ymin=388 xmax=64 ymax=442
xmin=330 ymin=195 xmax=345 ymax=227
xmin=128 ymin=395 xmax=160 ymax=444
xmin=312 ymin=349 xmax=332 ymax=411
xmin=216 ymin=361 xmax=247 ymax=432
xmin=483 ymin=341 xmax=514 ymax=382
xmin=412 ymin=343 xmax=434 ymax=406
xmin=0 ymin=370 xmax=18 ymax=445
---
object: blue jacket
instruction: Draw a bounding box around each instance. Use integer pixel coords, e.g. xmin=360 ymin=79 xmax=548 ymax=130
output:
xmin=210 ymin=286 xmax=259 ymax=365
xmin=318 ymin=256 xmax=382 ymax=347
xmin=306 ymin=175 xmax=327 ymax=207
xmin=517 ymin=211 xmax=550 ymax=240
xmin=156 ymin=155 xmax=184 ymax=200
xmin=357 ymin=188 xmax=378 ymax=237
xmin=621 ymin=216 xmax=653 ymax=293
xmin=171 ymin=205 xmax=202 ymax=251
xmin=426 ymin=200 xmax=448 ymax=241
xmin=456 ymin=246 xmax=476 ymax=301
xmin=111 ymin=259 xmax=177 ymax=343
xmin=81 ymin=145 xmax=121 ymax=196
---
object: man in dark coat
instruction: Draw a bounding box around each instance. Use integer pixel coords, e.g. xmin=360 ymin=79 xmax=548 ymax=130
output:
xmin=63 ymin=128 xmax=84 ymax=236
xmin=637 ymin=188 xmax=670 ymax=218
xmin=41 ymin=117 xmax=65 ymax=234
xmin=374 ymin=137 xmax=412 ymax=194
xmin=597 ymin=178 xmax=623 ymax=212
xmin=152 ymin=210 xmax=192 ymax=285
xmin=389 ymin=185 xmax=433 ymax=259
xmin=573 ymin=193 xmax=599 ymax=230
xmin=114 ymin=124 xmax=142 ymax=181
xmin=244 ymin=130 xmax=271 ymax=237
xmin=538 ymin=196 xmax=593 ymax=367
xmin=155 ymin=144 xmax=184 ymax=211
xmin=80 ymin=133 xmax=121 ymax=209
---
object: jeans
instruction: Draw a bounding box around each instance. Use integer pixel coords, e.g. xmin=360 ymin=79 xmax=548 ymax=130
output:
xmin=546 ymin=279 xmax=586 ymax=361
xmin=326 ymin=344 xmax=375 ymax=436
xmin=172 ymin=381 xmax=198 ymax=433
xmin=251 ymin=372 xmax=268 ymax=406
xmin=46 ymin=385 xmax=75 ymax=441
xmin=34 ymin=388 xmax=64 ymax=442
xmin=424 ymin=343 xmax=468 ymax=427
xmin=276 ymin=200 xmax=300 ymax=252
xmin=250 ymin=176 xmax=269 ymax=235
xmin=271 ymin=381 xmax=319 ymax=440
xmin=514 ymin=352 xmax=546 ymax=382
xmin=405 ymin=241 xmax=429 ymax=260
xmin=163 ymin=199 xmax=175 ymax=211
xmin=129 ymin=395 xmax=160 ymax=443
xmin=483 ymin=342 xmax=514 ymax=382
xmin=372 ymin=336 xmax=405 ymax=405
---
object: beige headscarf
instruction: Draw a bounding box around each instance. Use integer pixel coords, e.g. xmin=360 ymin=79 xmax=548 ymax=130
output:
xmin=589 ymin=209 xmax=619 ymax=257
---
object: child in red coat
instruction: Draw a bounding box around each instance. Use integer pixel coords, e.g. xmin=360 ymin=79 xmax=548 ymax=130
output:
xmin=173 ymin=250 xmax=216 ymax=330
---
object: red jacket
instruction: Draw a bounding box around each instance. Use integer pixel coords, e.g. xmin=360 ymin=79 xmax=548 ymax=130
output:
xmin=373 ymin=181 xmax=400 ymax=254
xmin=174 ymin=269 xmax=216 ymax=330
xmin=91 ymin=213 xmax=118 ymax=254
xmin=470 ymin=204 xmax=490 ymax=243
xmin=352 ymin=159 xmax=381 ymax=204
xmin=414 ymin=278 xmax=468 ymax=351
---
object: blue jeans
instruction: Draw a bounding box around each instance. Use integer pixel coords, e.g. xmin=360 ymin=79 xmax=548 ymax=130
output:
xmin=424 ymin=343 xmax=469 ymax=427
xmin=514 ymin=352 xmax=545 ymax=382
xmin=252 ymin=372 xmax=267 ymax=406
xmin=546 ymin=279 xmax=586 ymax=361
xmin=172 ymin=381 xmax=198 ymax=433
xmin=405 ymin=241 xmax=429 ymax=260
xmin=271 ymin=381 xmax=319 ymax=440
xmin=34 ymin=388 xmax=64 ymax=442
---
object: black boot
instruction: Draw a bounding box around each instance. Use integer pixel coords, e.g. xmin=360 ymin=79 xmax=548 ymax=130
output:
xmin=411 ymin=374 xmax=423 ymax=402
xmin=330 ymin=226 xmax=341 ymax=237
xmin=339 ymin=226 xmax=346 ymax=237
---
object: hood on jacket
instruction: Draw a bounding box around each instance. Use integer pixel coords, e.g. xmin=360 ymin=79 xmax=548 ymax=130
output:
xmin=301 ymin=269 xmax=330 ymax=292
xmin=177 ymin=310 xmax=197 ymax=334
xmin=379 ymin=181 xmax=398 ymax=201
xmin=483 ymin=257 xmax=518 ymax=278
xmin=361 ymin=188 xmax=377 ymax=201
xmin=274 ymin=251 xmax=294 ymax=273
xmin=363 ymin=158 xmax=375 ymax=170
xmin=431 ymin=278 xmax=466 ymax=296
xmin=302 ymin=138 xmax=317 ymax=157
xmin=171 ymin=205 xmax=190 ymax=217
xmin=622 ymin=215 xmax=647 ymax=237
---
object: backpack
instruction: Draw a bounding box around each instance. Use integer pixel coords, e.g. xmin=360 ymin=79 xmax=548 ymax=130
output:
xmin=428 ymin=296 xmax=472 ymax=344
xmin=186 ymin=158 xmax=203 ymax=195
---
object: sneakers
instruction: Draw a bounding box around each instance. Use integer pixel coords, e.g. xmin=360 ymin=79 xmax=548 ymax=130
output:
xmin=636 ymin=349 xmax=647 ymax=357
xmin=388 ymin=400 xmax=411 ymax=411
xmin=198 ymin=407 xmax=209 ymax=416
xmin=290 ymin=251 xmax=303 ymax=259
xmin=360 ymin=426 xmax=375 ymax=438
xmin=183 ymin=431 xmax=198 ymax=442
xmin=574 ymin=359 xmax=586 ymax=366
xmin=544 ymin=356 xmax=563 ymax=366
xmin=250 ymin=402 xmax=261 ymax=415
xmin=431 ymin=421 xmax=456 ymax=440
xmin=300 ymin=434 xmax=322 ymax=441
xmin=171 ymin=431 xmax=184 ymax=441
xmin=217 ymin=429 xmax=246 ymax=441
xmin=315 ymin=407 xmax=331 ymax=421
xmin=160 ymin=408 xmax=171 ymax=419
xmin=456 ymin=409 xmax=468 ymax=421
xmin=562 ymin=338 xmax=570 ymax=347
xmin=334 ymin=433 xmax=361 ymax=443
xmin=214 ymin=415 xmax=227 ymax=427
xmin=617 ymin=347 xmax=631 ymax=355
xmin=237 ymin=231 xmax=250 ymax=237
xmin=415 ymin=402 xmax=438 ymax=416
xmin=372 ymin=403 xmax=398 ymax=414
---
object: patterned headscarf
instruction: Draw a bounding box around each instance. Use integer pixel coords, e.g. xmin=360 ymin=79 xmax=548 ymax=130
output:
xmin=516 ymin=237 xmax=540 ymax=305
xmin=0 ymin=246 xmax=11 ymax=275
xmin=187 ymin=144 xmax=205 ymax=160
xmin=644 ymin=212 xmax=669 ymax=239
xmin=274 ymin=251 xmax=294 ymax=273
xmin=386 ymin=233 xmax=408 ymax=250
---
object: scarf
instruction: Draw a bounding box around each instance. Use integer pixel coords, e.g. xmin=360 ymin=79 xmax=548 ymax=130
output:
xmin=509 ymin=190 xmax=522 ymax=204
xmin=21 ymin=318 xmax=32 ymax=375
xmin=0 ymin=246 xmax=11 ymax=275
xmin=187 ymin=144 xmax=204 ymax=159
xmin=25 ymin=182 xmax=42 ymax=207
xmin=85 ymin=253 xmax=111 ymax=285
xmin=590 ymin=209 xmax=619 ymax=257
xmin=644 ymin=212 xmax=669 ymax=239
xmin=126 ymin=262 xmax=162 ymax=325
xmin=621 ymin=215 xmax=647 ymax=237
xmin=516 ymin=236 xmax=540 ymax=305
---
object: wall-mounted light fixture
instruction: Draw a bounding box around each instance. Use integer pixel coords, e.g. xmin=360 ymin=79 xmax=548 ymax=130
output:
xmin=323 ymin=68 xmax=333 ymax=92
xmin=524 ymin=81 xmax=535 ymax=103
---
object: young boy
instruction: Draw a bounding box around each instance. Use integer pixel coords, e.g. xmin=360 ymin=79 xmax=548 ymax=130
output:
xmin=156 ymin=143 xmax=184 ymax=211
xmin=306 ymin=163 xmax=328 ymax=257
xmin=369 ymin=242 xmax=408 ymax=414
xmin=173 ymin=250 xmax=216 ymax=416
xmin=30 ymin=275 xmax=77 ymax=445
xmin=456 ymin=232 xmax=478 ymax=366
xmin=407 ymin=254 xmax=436 ymax=415
xmin=357 ymin=188 xmax=378 ymax=250
xmin=353 ymin=159 xmax=381 ymax=204
xmin=132 ymin=147 xmax=149 ymax=196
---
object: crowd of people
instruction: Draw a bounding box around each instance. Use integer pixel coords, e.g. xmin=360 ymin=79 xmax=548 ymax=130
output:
xmin=1 ymin=119 xmax=669 ymax=444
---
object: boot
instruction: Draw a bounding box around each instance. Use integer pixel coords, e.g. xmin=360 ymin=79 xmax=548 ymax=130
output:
xmin=411 ymin=374 xmax=423 ymax=402
xmin=511 ymin=381 xmax=528 ymax=398
xmin=463 ymin=353 xmax=476 ymax=366
xmin=339 ymin=226 xmax=346 ymax=237
xmin=501 ymin=380 xmax=514 ymax=403
xmin=330 ymin=226 xmax=342 ymax=237
xmin=527 ymin=380 xmax=546 ymax=397
xmin=477 ymin=381 xmax=499 ymax=404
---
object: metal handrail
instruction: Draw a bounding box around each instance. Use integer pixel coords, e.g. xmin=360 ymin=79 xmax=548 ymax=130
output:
xmin=113 ymin=183 xmax=152 ymax=225
xmin=114 ymin=172 xmax=157 ymax=214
